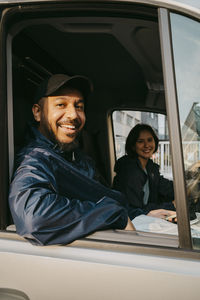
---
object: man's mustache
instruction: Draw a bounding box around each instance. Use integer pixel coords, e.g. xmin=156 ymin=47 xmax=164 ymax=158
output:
xmin=57 ymin=118 xmax=81 ymax=128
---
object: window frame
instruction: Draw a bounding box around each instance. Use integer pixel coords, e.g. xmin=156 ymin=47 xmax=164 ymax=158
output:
xmin=0 ymin=6 xmax=10 ymax=230
xmin=111 ymin=109 xmax=172 ymax=176
xmin=0 ymin=1 xmax=199 ymax=257
xmin=158 ymin=8 xmax=192 ymax=249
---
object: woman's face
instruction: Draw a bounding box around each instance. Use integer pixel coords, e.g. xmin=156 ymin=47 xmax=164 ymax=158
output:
xmin=134 ymin=130 xmax=156 ymax=161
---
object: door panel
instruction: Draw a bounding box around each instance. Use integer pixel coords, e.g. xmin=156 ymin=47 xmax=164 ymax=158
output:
xmin=1 ymin=238 xmax=200 ymax=300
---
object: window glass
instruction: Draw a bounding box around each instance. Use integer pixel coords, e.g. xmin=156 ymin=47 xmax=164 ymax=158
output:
xmin=170 ymin=13 xmax=200 ymax=248
xmin=126 ymin=114 xmax=133 ymax=127
xmin=115 ymin=111 xmax=125 ymax=124
xmin=112 ymin=111 xmax=172 ymax=179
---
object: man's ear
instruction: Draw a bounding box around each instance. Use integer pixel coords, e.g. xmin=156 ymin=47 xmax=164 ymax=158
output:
xmin=32 ymin=104 xmax=42 ymax=122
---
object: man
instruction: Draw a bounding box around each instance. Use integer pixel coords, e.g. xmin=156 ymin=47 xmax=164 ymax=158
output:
xmin=9 ymin=74 xmax=134 ymax=246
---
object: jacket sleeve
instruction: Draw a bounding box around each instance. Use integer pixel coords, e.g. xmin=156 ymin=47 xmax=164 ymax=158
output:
xmin=158 ymin=175 xmax=174 ymax=202
xmin=114 ymin=173 xmax=150 ymax=220
xmin=9 ymin=158 xmax=128 ymax=246
xmin=128 ymin=175 xmax=175 ymax=218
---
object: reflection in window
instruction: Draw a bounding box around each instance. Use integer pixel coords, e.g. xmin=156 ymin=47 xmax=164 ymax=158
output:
xmin=170 ymin=13 xmax=200 ymax=247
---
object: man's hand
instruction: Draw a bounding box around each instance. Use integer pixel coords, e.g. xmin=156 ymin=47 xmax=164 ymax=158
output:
xmin=147 ymin=209 xmax=176 ymax=222
xmin=124 ymin=217 xmax=136 ymax=230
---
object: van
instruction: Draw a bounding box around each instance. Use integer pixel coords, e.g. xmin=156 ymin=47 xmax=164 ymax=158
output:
xmin=0 ymin=0 xmax=200 ymax=299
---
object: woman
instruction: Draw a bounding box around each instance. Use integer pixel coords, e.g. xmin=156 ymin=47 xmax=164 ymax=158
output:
xmin=113 ymin=124 xmax=176 ymax=220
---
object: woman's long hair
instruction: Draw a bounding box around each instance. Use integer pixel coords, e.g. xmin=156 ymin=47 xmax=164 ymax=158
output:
xmin=125 ymin=123 xmax=159 ymax=158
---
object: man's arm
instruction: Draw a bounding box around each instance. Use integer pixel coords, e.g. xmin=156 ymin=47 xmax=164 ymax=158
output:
xmin=9 ymin=161 xmax=129 ymax=245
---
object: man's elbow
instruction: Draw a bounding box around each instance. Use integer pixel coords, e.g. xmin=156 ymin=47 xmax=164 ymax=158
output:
xmin=15 ymin=213 xmax=48 ymax=245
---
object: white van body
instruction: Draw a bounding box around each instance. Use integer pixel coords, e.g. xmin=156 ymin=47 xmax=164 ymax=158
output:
xmin=0 ymin=1 xmax=200 ymax=299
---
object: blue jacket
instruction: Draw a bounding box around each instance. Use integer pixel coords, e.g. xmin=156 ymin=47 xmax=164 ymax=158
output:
xmin=113 ymin=155 xmax=175 ymax=219
xmin=9 ymin=126 xmax=128 ymax=245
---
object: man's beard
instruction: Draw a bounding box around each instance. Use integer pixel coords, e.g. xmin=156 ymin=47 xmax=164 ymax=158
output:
xmin=57 ymin=134 xmax=80 ymax=152
xmin=49 ymin=129 xmax=80 ymax=152
xmin=40 ymin=119 xmax=81 ymax=153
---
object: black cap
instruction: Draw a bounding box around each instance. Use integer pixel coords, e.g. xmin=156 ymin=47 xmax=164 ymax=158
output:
xmin=34 ymin=74 xmax=93 ymax=103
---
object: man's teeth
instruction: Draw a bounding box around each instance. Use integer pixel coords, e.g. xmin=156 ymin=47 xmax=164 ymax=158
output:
xmin=61 ymin=125 xmax=75 ymax=129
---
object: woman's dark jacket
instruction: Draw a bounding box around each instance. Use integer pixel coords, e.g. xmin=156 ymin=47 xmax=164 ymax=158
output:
xmin=9 ymin=126 xmax=128 ymax=246
xmin=113 ymin=155 xmax=175 ymax=219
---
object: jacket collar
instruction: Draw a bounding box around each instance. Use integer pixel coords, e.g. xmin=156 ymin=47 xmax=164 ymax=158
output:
xmin=27 ymin=124 xmax=67 ymax=156
xmin=135 ymin=156 xmax=154 ymax=171
xmin=28 ymin=125 xmax=83 ymax=163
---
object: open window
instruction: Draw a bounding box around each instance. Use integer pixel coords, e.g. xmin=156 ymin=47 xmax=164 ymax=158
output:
xmin=0 ymin=2 xmax=199 ymax=252
xmin=112 ymin=110 xmax=172 ymax=179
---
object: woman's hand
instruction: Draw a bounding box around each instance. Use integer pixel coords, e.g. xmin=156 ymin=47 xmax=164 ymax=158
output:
xmin=147 ymin=209 xmax=177 ymax=222
xmin=124 ymin=217 xmax=136 ymax=230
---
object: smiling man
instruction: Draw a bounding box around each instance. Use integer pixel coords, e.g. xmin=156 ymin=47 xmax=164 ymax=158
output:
xmin=9 ymin=74 xmax=134 ymax=246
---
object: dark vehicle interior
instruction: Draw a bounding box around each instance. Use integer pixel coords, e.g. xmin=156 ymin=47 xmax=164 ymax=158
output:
xmin=4 ymin=4 xmax=166 ymax=228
